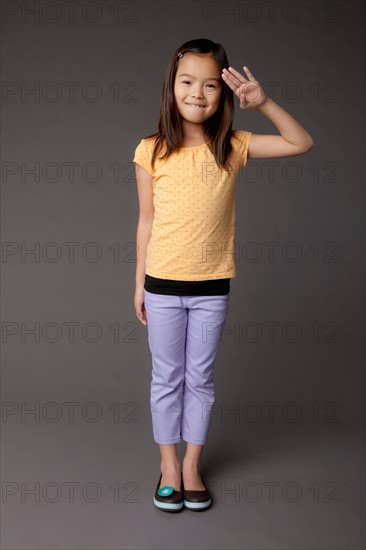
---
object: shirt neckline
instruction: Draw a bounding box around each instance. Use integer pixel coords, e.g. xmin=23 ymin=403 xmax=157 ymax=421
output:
xmin=179 ymin=130 xmax=239 ymax=149
xmin=180 ymin=142 xmax=208 ymax=149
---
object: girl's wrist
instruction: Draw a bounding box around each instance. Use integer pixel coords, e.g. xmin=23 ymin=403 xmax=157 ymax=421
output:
xmin=256 ymin=96 xmax=273 ymax=113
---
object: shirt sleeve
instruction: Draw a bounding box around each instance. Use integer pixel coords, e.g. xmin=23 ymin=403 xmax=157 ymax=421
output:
xmin=133 ymin=139 xmax=154 ymax=176
xmin=239 ymin=131 xmax=252 ymax=168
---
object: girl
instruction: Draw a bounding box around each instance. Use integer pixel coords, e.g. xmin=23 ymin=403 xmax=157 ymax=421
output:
xmin=133 ymin=38 xmax=314 ymax=513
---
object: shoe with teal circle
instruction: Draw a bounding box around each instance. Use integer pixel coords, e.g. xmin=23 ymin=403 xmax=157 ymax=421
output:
xmin=153 ymin=472 xmax=184 ymax=512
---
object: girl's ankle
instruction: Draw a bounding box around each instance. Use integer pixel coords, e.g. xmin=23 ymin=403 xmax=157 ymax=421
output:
xmin=160 ymin=461 xmax=181 ymax=472
xmin=182 ymin=460 xmax=201 ymax=472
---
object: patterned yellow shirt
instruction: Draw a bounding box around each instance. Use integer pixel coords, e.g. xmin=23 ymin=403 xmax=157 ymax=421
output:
xmin=133 ymin=130 xmax=252 ymax=281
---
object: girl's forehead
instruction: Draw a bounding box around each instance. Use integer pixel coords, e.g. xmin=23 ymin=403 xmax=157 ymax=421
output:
xmin=176 ymin=54 xmax=220 ymax=75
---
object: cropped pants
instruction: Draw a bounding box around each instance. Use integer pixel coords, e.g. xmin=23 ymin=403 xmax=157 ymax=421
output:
xmin=144 ymin=289 xmax=230 ymax=445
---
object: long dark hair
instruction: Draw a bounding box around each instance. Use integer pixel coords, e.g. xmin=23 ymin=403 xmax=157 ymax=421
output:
xmin=143 ymin=38 xmax=237 ymax=172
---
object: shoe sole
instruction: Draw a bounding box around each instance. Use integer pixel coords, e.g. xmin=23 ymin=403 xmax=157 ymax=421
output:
xmin=153 ymin=497 xmax=184 ymax=512
xmin=183 ymin=498 xmax=212 ymax=511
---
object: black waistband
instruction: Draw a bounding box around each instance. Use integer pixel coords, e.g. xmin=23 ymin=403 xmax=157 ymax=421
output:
xmin=144 ymin=274 xmax=230 ymax=296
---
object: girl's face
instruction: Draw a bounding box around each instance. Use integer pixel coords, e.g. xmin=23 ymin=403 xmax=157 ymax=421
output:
xmin=174 ymin=53 xmax=222 ymax=125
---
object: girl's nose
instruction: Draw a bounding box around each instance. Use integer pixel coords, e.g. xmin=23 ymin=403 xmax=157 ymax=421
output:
xmin=191 ymin=90 xmax=205 ymax=99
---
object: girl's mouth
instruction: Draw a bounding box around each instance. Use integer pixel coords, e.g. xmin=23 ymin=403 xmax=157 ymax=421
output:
xmin=185 ymin=103 xmax=206 ymax=109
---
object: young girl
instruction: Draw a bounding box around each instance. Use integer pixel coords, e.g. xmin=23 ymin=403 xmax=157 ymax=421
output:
xmin=133 ymin=38 xmax=314 ymax=513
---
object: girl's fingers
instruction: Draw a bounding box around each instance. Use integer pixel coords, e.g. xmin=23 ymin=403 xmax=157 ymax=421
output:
xmin=223 ymin=71 xmax=245 ymax=92
xmin=243 ymin=65 xmax=255 ymax=81
xmin=226 ymin=66 xmax=246 ymax=83
xmin=222 ymin=69 xmax=240 ymax=85
xmin=227 ymin=64 xmax=256 ymax=84
xmin=222 ymin=72 xmax=241 ymax=92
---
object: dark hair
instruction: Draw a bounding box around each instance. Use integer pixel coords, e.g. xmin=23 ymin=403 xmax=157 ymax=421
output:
xmin=143 ymin=38 xmax=237 ymax=172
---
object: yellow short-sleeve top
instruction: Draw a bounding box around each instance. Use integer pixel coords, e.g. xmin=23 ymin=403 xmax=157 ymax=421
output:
xmin=133 ymin=130 xmax=252 ymax=281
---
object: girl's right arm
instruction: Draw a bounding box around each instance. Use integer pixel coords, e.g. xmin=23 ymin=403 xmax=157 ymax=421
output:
xmin=134 ymin=164 xmax=154 ymax=325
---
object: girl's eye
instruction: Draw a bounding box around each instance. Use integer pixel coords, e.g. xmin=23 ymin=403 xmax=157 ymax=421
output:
xmin=182 ymin=81 xmax=216 ymax=88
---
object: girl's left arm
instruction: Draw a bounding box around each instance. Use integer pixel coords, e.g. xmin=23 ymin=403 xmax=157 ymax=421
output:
xmin=221 ymin=65 xmax=314 ymax=159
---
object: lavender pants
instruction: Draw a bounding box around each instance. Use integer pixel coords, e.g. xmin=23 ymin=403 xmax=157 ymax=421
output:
xmin=144 ymin=289 xmax=230 ymax=445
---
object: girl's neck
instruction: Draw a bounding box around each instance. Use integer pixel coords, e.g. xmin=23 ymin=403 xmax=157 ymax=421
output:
xmin=182 ymin=132 xmax=206 ymax=147
xmin=181 ymin=122 xmax=206 ymax=147
xmin=182 ymin=137 xmax=206 ymax=147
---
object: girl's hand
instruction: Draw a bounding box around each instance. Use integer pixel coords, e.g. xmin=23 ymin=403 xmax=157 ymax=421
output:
xmin=134 ymin=286 xmax=148 ymax=326
xmin=221 ymin=65 xmax=268 ymax=110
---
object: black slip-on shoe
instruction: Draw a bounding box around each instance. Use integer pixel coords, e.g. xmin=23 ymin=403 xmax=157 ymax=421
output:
xmin=183 ymin=476 xmax=212 ymax=511
xmin=153 ymin=472 xmax=184 ymax=512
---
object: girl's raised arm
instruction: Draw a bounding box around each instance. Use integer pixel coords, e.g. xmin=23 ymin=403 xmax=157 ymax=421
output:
xmin=222 ymin=65 xmax=314 ymax=159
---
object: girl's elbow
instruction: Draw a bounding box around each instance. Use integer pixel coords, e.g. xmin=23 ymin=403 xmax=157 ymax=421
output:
xmin=308 ymin=137 xmax=315 ymax=150
xmin=302 ymin=137 xmax=315 ymax=153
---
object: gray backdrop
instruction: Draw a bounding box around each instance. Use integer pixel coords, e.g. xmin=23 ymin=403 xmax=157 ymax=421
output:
xmin=1 ymin=0 xmax=364 ymax=549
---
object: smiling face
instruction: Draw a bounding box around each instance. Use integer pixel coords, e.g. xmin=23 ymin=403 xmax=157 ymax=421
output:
xmin=174 ymin=53 xmax=222 ymax=130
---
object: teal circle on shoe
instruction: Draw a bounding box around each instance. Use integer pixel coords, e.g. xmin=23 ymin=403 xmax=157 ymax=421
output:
xmin=158 ymin=486 xmax=174 ymax=497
